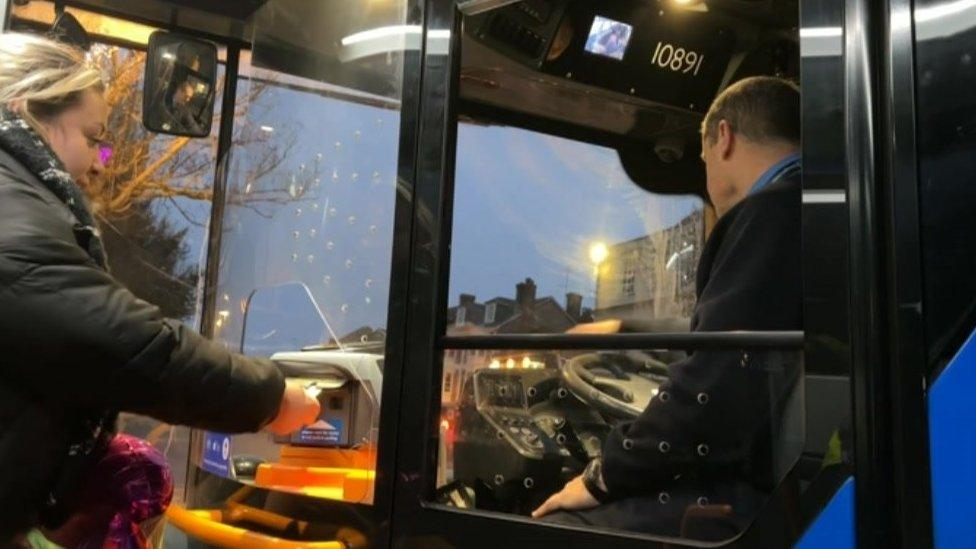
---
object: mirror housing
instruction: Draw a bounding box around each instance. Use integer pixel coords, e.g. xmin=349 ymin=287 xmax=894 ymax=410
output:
xmin=616 ymin=132 xmax=707 ymax=199
xmin=142 ymin=31 xmax=217 ymax=137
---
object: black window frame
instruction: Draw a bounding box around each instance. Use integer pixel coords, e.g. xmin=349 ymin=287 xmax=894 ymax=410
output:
xmin=387 ymin=1 xmax=866 ymax=547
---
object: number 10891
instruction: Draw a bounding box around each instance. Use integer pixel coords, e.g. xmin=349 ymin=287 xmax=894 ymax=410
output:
xmin=651 ymin=41 xmax=705 ymax=76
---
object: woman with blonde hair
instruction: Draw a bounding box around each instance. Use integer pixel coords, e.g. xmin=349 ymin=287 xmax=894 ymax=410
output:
xmin=0 ymin=32 xmax=320 ymax=544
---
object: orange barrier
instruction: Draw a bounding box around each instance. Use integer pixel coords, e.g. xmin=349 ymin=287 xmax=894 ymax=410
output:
xmin=278 ymin=444 xmax=376 ymax=469
xmin=165 ymin=505 xmax=345 ymax=549
xmin=168 ymin=446 xmax=377 ymax=545
xmin=254 ymin=463 xmax=375 ymax=503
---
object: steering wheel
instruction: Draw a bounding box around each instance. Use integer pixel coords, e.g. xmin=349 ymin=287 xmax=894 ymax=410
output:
xmin=559 ymin=351 xmax=668 ymax=419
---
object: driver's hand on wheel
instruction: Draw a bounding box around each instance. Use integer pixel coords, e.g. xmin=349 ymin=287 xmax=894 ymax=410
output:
xmin=531 ymin=475 xmax=599 ymax=518
xmin=264 ymin=380 xmax=321 ymax=436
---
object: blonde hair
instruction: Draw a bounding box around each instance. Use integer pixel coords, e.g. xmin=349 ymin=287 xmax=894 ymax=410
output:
xmin=0 ymin=32 xmax=104 ymax=134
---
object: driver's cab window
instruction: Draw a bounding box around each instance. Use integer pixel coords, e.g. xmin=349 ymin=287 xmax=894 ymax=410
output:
xmin=435 ymin=1 xmax=815 ymax=543
xmin=445 ymin=123 xmax=707 ymax=337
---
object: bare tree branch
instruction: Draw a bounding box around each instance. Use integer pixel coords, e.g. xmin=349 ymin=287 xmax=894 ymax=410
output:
xmin=83 ymin=45 xmax=307 ymax=221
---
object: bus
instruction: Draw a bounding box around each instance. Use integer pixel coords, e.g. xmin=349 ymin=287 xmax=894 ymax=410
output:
xmin=2 ymin=0 xmax=972 ymax=548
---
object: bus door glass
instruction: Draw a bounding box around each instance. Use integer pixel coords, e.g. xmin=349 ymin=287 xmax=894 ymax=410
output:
xmin=186 ymin=0 xmax=410 ymax=526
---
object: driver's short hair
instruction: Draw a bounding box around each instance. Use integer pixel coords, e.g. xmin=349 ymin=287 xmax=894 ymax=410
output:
xmin=701 ymin=76 xmax=800 ymax=147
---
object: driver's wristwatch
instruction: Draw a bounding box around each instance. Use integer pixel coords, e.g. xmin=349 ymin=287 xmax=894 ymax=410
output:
xmin=582 ymin=458 xmax=611 ymax=503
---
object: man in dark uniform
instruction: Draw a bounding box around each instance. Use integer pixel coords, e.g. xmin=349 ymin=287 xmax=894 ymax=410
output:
xmin=533 ymin=76 xmax=802 ymax=540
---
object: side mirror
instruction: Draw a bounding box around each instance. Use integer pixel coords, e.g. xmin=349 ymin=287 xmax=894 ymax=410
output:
xmin=142 ymin=31 xmax=217 ymax=137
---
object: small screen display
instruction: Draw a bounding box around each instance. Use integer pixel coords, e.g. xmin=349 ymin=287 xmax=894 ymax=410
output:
xmin=584 ymin=16 xmax=633 ymax=61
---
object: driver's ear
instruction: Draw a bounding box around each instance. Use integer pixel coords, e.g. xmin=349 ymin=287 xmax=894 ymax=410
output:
xmin=717 ymin=120 xmax=734 ymax=160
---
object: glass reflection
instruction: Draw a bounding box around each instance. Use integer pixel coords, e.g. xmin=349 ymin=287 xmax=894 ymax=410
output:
xmin=215 ymin=77 xmax=401 ymax=351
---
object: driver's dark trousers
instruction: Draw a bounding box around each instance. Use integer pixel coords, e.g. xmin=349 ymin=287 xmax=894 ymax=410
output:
xmin=542 ymin=481 xmax=767 ymax=541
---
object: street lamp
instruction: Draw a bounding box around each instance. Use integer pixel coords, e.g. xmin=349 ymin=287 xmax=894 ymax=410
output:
xmin=589 ymin=242 xmax=609 ymax=265
xmin=588 ymin=242 xmax=609 ymax=310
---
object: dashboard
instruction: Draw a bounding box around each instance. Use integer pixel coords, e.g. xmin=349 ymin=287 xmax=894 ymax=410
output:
xmin=452 ymin=367 xmax=609 ymax=512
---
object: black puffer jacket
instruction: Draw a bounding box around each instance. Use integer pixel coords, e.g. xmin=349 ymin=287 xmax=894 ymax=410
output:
xmin=602 ymin=173 xmax=803 ymax=499
xmin=0 ymin=148 xmax=285 ymax=538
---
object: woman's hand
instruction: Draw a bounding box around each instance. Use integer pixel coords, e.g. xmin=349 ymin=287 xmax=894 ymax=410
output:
xmin=531 ymin=475 xmax=600 ymax=518
xmin=264 ymin=381 xmax=321 ymax=436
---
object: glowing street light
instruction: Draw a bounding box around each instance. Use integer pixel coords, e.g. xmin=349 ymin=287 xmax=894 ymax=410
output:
xmin=589 ymin=242 xmax=609 ymax=265
xmin=588 ymin=242 xmax=609 ymax=310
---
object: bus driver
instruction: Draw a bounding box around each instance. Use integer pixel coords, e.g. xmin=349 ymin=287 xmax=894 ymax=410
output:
xmin=533 ymin=76 xmax=803 ymax=540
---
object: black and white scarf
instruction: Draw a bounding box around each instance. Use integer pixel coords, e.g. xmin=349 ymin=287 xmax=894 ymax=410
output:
xmin=0 ymin=107 xmax=116 ymax=527
xmin=0 ymin=107 xmax=106 ymax=268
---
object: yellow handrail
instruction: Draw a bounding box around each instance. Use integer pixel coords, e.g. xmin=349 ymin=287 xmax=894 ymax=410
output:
xmin=165 ymin=505 xmax=346 ymax=549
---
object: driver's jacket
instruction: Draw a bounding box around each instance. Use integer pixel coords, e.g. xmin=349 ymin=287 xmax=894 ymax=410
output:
xmin=601 ymin=172 xmax=802 ymax=500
